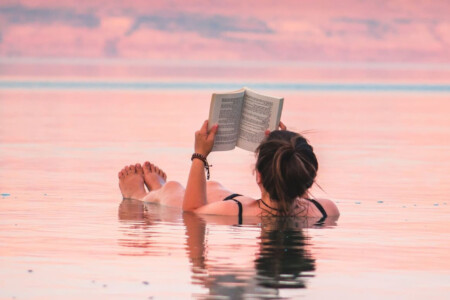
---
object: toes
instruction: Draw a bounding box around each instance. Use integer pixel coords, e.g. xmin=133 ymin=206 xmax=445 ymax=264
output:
xmin=119 ymin=167 xmax=127 ymax=178
xmin=155 ymin=166 xmax=166 ymax=180
xmin=142 ymin=162 xmax=166 ymax=180
xmin=120 ymin=164 xmax=145 ymax=177
xmin=125 ymin=165 xmax=134 ymax=175
xmin=143 ymin=161 xmax=151 ymax=173
xmin=135 ymin=163 xmax=143 ymax=174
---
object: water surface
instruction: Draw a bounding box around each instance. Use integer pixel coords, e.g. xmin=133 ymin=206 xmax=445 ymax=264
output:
xmin=1 ymin=88 xmax=449 ymax=299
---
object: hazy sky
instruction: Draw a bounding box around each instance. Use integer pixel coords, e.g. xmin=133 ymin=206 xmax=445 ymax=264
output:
xmin=0 ymin=0 xmax=449 ymax=62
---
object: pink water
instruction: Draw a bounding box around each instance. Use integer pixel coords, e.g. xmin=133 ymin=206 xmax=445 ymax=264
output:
xmin=1 ymin=89 xmax=449 ymax=299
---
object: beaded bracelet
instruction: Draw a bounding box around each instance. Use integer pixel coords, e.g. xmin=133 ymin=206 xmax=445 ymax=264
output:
xmin=191 ymin=153 xmax=211 ymax=180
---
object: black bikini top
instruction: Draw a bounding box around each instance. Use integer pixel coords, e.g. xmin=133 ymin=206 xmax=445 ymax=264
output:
xmin=223 ymin=194 xmax=328 ymax=225
xmin=223 ymin=193 xmax=243 ymax=224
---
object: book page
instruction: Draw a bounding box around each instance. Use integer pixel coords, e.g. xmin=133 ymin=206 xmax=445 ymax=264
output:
xmin=236 ymin=89 xmax=284 ymax=152
xmin=208 ymin=90 xmax=245 ymax=151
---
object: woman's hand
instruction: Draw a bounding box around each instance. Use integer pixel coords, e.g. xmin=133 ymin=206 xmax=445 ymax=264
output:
xmin=265 ymin=121 xmax=287 ymax=136
xmin=195 ymin=120 xmax=218 ymax=157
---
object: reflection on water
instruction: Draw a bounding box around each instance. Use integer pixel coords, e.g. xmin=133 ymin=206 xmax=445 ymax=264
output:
xmin=256 ymin=219 xmax=316 ymax=289
xmin=117 ymin=199 xmax=338 ymax=298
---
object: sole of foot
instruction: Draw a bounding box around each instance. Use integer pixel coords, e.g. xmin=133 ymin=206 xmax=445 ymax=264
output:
xmin=118 ymin=164 xmax=147 ymax=200
xmin=143 ymin=161 xmax=167 ymax=192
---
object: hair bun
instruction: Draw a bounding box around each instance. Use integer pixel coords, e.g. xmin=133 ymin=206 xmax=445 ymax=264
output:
xmin=256 ymin=130 xmax=318 ymax=216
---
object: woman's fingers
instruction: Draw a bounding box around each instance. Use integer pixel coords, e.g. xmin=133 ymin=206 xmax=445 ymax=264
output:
xmin=195 ymin=121 xmax=218 ymax=156
xmin=199 ymin=120 xmax=208 ymax=134
xmin=265 ymin=121 xmax=287 ymax=136
xmin=207 ymin=124 xmax=219 ymax=141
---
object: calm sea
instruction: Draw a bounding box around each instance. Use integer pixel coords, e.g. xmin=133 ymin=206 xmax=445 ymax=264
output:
xmin=0 ymin=61 xmax=449 ymax=299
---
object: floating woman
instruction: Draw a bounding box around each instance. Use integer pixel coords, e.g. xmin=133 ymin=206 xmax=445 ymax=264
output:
xmin=118 ymin=120 xmax=339 ymax=222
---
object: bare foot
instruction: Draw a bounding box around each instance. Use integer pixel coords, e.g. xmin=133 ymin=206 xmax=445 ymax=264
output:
xmin=118 ymin=164 xmax=147 ymax=200
xmin=143 ymin=161 xmax=167 ymax=191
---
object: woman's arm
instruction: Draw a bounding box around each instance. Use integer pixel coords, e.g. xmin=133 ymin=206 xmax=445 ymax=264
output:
xmin=183 ymin=120 xmax=218 ymax=211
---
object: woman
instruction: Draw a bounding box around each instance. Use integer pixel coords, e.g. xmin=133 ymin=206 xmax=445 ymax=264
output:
xmin=118 ymin=120 xmax=339 ymax=220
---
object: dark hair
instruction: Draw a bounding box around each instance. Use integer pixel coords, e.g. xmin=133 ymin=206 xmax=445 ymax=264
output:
xmin=255 ymin=130 xmax=318 ymax=216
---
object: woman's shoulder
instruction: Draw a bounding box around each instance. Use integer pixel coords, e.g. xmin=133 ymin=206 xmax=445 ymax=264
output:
xmin=194 ymin=199 xmax=241 ymax=216
xmin=313 ymin=198 xmax=340 ymax=217
xmin=194 ymin=195 xmax=258 ymax=216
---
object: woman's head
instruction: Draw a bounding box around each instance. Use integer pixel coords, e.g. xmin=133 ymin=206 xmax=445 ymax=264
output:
xmin=255 ymin=130 xmax=318 ymax=215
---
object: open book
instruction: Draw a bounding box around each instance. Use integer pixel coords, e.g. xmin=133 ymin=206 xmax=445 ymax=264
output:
xmin=208 ymin=87 xmax=284 ymax=152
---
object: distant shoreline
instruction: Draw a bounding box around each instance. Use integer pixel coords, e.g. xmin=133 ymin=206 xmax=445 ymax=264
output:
xmin=0 ymin=80 xmax=449 ymax=93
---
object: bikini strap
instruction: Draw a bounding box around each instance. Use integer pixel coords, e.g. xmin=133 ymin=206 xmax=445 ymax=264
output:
xmin=223 ymin=194 xmax=243 ymax=225
xmin=223 ymin=193 xmax=242 ymax=200
xmin=306 ymin=198 xmax=328 ymax=218
xmin=259 ymin=198 xmax=281 ymax=212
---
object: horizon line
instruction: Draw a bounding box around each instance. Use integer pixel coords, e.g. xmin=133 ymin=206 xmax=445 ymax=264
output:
xmin=1 ymin=57 xmax=450 ymax=71
xmin=0 ymin=80 xmax=449 ymax=92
